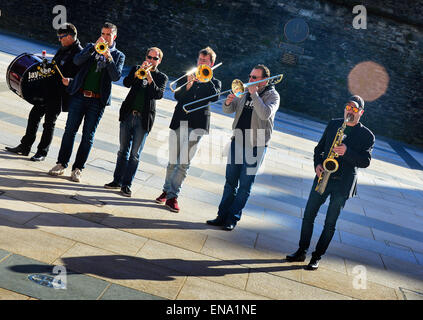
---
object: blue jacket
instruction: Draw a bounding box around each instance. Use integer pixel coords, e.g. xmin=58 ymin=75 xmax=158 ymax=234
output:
xmin=67 ymin=43 xmax=125 ymax=106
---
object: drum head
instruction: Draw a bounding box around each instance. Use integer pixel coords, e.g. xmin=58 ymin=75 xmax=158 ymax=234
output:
xmin=6 ymin=53 xmax=59 ymax=105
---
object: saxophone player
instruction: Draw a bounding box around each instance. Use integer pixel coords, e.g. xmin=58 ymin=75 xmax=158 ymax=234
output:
xmin=286 ymin=95 xmax=375 ymax=270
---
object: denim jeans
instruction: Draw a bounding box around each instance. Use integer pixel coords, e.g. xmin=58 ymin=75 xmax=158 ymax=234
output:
xmin=112 ymin=113 xmax=149 ymax=187
xmin=217 ymin=139 xmax=267 ymax=224
xmin=20 ymin=104 xmax=61 ymax=156
xmin=299 ymin=176 xmax=348 ymax=258
xmin=57 ymin=93 xmax=104 ymax=171
xmin=163 ymin=126 xmax=203 ymax=199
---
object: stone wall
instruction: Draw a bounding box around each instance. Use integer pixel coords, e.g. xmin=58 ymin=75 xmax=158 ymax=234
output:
xmin=0 ymin=0 xmax=422 ymax=147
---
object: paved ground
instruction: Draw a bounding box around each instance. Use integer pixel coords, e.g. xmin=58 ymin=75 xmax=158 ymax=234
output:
xmin=1 ymin=33 xmax=423 ymax=300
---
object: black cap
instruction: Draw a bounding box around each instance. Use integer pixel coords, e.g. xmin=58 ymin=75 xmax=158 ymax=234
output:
xmin=349 ymin=95 xmax=364 ymax=109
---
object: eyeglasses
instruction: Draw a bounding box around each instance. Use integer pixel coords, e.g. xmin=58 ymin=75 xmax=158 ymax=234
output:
xmin=345 ymin=103 xmax=361 ymax=113
xmin=57 ymin=34 xmax=69 ymax=40
xmin=147 ymin=55 xmax=159 ymax=61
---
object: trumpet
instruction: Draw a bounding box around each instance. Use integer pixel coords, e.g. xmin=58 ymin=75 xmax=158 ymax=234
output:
xmin=95 ymin=41 xmax=108 ymax=54
xmin=182 ymin=73 xmax=284 ymax=114
xmin=169 ymin=62 xmax=222 ymax=92
xmin=135 ymin=64 xmax=154 ymax=79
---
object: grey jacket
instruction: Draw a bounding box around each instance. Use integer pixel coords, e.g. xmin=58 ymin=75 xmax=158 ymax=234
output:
xmin=222 ymin=86 xmax=280 ymax=147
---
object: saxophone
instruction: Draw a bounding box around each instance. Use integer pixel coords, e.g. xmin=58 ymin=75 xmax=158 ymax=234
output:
xmin=315 ymin=114 xmax=353 ymax=195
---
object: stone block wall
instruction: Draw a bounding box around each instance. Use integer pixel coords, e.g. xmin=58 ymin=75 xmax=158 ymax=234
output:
xmin=0 ymin=0 xmax=422 ymax=147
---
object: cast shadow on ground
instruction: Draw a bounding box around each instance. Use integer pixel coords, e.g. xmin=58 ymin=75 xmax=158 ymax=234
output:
xmin=9 ymin=255 xmax=304 ymax=282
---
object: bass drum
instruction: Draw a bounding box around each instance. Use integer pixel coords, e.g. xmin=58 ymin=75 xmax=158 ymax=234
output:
xmin=6 ymin=52 xmax=58 ymax=105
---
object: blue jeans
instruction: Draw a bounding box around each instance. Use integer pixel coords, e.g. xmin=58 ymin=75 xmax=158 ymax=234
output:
xmin=217 ymin=139 xmax=267 ymax=224
xmin=112 ymin=112 xmax=149 ymax=187
xmin=57 ymin=93 xmax=104 ymax=171
xmin=299 ymin=176 xmax=348 ymax=258
xmin=163 ymin=126 xmax=203 ymax=199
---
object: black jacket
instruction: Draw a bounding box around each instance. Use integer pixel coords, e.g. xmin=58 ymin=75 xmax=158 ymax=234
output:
xmin=313 ymin=118 xmax=375 ymax=198
xmin=119 ymin=66 xmax=168 ymax=132
xmin=48 ymin=39 xmax=82 ymax=111
xmin=169 ymin=76 xmax=221 ymax=133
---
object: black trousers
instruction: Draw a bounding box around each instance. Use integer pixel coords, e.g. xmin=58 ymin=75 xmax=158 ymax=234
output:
xmin=299 ymin=176 xmax=348 ymax=258
xmin=20 ymin=104 xmax=61 ymax=156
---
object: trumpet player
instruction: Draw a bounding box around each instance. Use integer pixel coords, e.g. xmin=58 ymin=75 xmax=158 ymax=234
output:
xmin=104 ymin=47 xmax=168 ymax=197
xmin=155 ymin=47 xmax=221 ymax=212
xmin=286 ymin=95 xmax=374 ymax=270
xmin=48 ymin=22 xmax=125 ymax=182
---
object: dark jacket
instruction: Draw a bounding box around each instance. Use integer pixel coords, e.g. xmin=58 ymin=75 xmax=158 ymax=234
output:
xmin=313 ymin=118 xmax=375 ymax=198
xmin=169 ymin=76 xmax=221 ymax=133
xmin=67 ymin=43 xmax=125 ymax=107
xmin=51 ymin=39 xmax=83 ymax=111
xmin=119 ymin=66 xmax=168 ymax=132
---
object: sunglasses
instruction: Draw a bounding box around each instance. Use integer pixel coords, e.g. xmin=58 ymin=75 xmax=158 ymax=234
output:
xmin=147 ymin=55 xmax=159 ymax=61
xmin=249 ymin=75 xmax=262 ymax=80
xmin=57 ymin=34 xmax=69 ymax=40
xmin=345 ymin=103 xmax=361 ymax=113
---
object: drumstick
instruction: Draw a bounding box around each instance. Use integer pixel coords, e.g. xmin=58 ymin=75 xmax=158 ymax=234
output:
xmin=53 ymin=61 xmax=65 ymax=79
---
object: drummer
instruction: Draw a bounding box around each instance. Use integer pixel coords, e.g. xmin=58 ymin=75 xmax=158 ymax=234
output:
xmin=5 ymin=23 xmax=83 ymax=161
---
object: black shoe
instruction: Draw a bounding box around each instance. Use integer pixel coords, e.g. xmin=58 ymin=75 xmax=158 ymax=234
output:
xmin=120 ymin=186 xmax=132 ymax=197
xmin=222 ymin=221 xmax=237 ymax=231
xmin=206 ymin=216 xmax=225 ymax=226
xmin=5 ymin=144 xmax=30 ymax=156
xmin=286 ymin=249 xmax=307 ymax=262
xmin=104 ymin=181 xmax=121 ymax=189
xmin=30 ymin=153 xmax=46 ymax=161
xmin=305 ymin=257 xmax=321 ymax=270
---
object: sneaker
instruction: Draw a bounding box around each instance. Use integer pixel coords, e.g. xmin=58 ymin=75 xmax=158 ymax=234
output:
xmin=305 ymin=256 xmax=321 ymax=271
xmin=165 ymin=197 xmax=180 ymax=213
xmin=104 ymin=181 xmax=121 ymax=189
xmin=71 ymin=168 xmax=82 ymax=182
xmin=120 ymin=186 xmax=132 ymax=197
xmin=155 ymin=192 xmax=167 ymax=204
xmin=48 ymin=163 xmax=65 ymax=176
xmin=30 ymin=152 xmax=46 ymax=162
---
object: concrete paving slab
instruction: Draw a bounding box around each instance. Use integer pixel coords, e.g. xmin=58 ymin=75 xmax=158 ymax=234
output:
xmin=177 ymin=277 xmax=269 ymax=300
xmin=301 ymin=266 xmax=398 ymax=300
xmin=0 ymin=249 xmax=11 ymax=262
xmin=0 ymin=287 xmax=31 ymax=300
xmin=56 ymin=243 xmax=186 ymax=300
xmin=100 ymin=283 xmax=165 ymax=300
xmin=399 ymin=288 xmax=423 ymax=300
xmin=246 ymin=272 xmax=352 ymax=300
xmin=24 ymin=212 xmax=149 ymax=256
xmin=137 ymin=239 xmax=250 ymax=290
xmin=0 ymin=217 xmax=75 ymax=264
xmin=0 ymin=254 xmax=109 ymax=300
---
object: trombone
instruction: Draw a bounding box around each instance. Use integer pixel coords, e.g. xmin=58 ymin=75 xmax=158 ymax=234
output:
xmin=182 ymin=73 xmax=284 ymax=114
xmin=169 ymin=62 xmax=223 ymax=92
xmin=135 ymin=63 xmax=154 ymax=79
xmin=95 ymin=41 xmax=108 ymax=54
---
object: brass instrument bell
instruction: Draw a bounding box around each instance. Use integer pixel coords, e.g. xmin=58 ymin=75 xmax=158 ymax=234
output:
xmin=95 ymin=42 xmax=108 ymax=54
